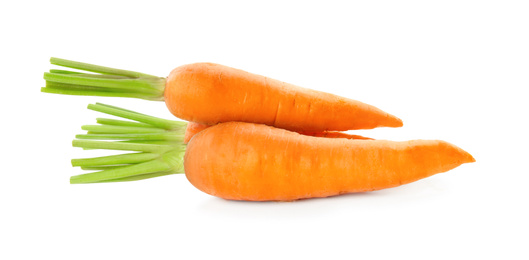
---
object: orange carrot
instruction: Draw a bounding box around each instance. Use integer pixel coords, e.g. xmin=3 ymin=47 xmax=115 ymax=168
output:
xmin=184 ymin=122 xmax=475 ymax=201
xmin=165 ymin=63 xmax=403 ymax=132
xmin=68 ymin=104 xmax=474 ymax=201
xmin=297 ymin=130 xmax=374 ymax=140
xmin=184 ymin=122 xmax=211 ymax=143
xmin=42 ymin=58 xmax=402 ymax=133
xmin=183 ymin=121 xmax=373 ymax=144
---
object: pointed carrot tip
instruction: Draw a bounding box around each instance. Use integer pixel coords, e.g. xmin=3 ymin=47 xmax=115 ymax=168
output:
xmin=395 ymin=117 xmax=404 ymax=127
xmin=386 ymin=115 xmax=404 ymax=128
xmin=438 ymin=140 xmax=475 ymax=166
xmin=457 ymin=146 xmax=475 ymax=164
xmin=466 ymin=153 xmax=476 ymax=163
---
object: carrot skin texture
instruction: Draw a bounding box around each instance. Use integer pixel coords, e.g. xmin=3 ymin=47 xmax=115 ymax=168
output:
xmin=298 ymin=131 xmax=374 ymax=140
xmin=184 ymin=122 xmax=210 ymax=143
xmin=183 ymin=121 xmax=373 ymax=144
xmin=184 ymin=122 xmax=475 ymax=201
xmin=165 ymin=63 xmax=403 ymax=132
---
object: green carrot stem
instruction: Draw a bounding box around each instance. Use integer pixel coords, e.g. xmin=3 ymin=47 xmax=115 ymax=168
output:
xmin=49 ymin=69 xmax=130 ymax=79
xmin=64 ymin=73 xmax=131 ymax=80
xmin=92 ymin=102 xmax=147 ymax=115
xmin=67 ymin=103 xmax=187 ymax=183
xmin=116 ymin=140 xmax=178 ymax=145
xmin=50 ymin=57 xmax=159 ymax=78
xmin=97 ymin=171 xmax=179 ymax=183
xmin=72 ymin=152 xmax=159 ymax=167
xmin=44 ymin=72 xmax=162 ymax=94
xmin=49 ymin=69 xmax=84 ymax=75
xmin=70 ymin=160 xmax=171 ymax=184
xmin=70 ymin=150 xmax=184 ymax=184
xmin=76 ymin=133 xmax=183 ymax=141
xmin=41 ymin=85 xmax=156 ymax=99
xmin=81 ymin=125 xmax=167 ymax=134
xmin=45 ymin=81 xmax=124 ymax=92
xmin=96 ymin=118 xmax=156 ymax=128
xmin=81 ymin=165 xmax=131 ymax=171
xmin=42 ymin=57 xmax=166 ymax=101
xmin=72 ymin=140 xmax=175 ymax=153
xmin=91 ymin=103 xmax=154 ymax=117
xmin=80 ymin=140 xmax=177 ymax=149
xmin=88 ymin=103 xmax=186 ymax=130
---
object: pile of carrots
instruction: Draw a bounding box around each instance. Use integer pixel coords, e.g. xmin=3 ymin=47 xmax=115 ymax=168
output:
xmin=42 ymin=58 xmax=475 ymax=201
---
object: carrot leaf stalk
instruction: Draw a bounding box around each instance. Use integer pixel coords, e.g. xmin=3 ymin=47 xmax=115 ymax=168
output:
xmin=41 ymin=58 xmax=166 ymax=101
xmin=70 ymin=103 xmax=187 ymax=184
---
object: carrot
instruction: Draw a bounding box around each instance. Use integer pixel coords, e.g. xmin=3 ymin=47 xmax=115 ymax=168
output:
xmin=184 ymin=122 xmax=211 ymax=143
xmin=183 ymin=122 xmax=373 ymax=144
xmin=41 ymin=58 xmax=402 ymax=132
xmin=299 ymin=131 xmax=374 ymax=140
xmin=68 ymin=104 xmax=474 ymax=201
xmin=184 ymin=122 xmax=475 ymax=201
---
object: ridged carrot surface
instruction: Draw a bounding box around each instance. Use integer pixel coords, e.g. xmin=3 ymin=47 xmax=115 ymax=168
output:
xmin=296 ymin=131 xmax=373 ymax=140
xmin=165 ymin=63 xmax=402 ymax=132
xmin=183 ymin=121 xmax=373 ymax=144
xmin=184 ymin=122 xmax=475 ymax=201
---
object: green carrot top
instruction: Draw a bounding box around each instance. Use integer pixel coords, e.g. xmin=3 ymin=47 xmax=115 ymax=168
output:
xmin=69 ymin=103 xmax=187 ymax=184
xmin=42 ymin=58 xmax=166 ymax=101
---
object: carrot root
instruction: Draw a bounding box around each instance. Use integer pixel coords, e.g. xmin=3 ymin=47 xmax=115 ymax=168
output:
xmin=164 ymin=62 xmax=403 ymax=132
xmin=184 ymin=122 xmax=475 ymax=201
xmin=183 ymin=122 xmax=374 ymax=144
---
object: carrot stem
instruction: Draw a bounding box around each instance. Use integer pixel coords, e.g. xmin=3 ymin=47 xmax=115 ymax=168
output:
xmin=80 ymin=125 xmax=167 ymax=134
xmin=43 ymin=72 xmax=160 ymax=93
xmin=115 ymin=140 xmax=177 ymax=145
xmin=95 ymin=118 xmax=157 ymax=128
xmin=88 ymin=103 xmax=185 ymax=130
xmin=42 ymin=81 xmax=160 ymax=99
xmin=49 ymin=69 xmax=130 ymax=79
xmin=42 ymin=58 xmax=166 ymax=101
xmin=76 ymin=133 xmax=183 ymax=141
xmin=68 ymin=103 xmax=187 ymax=183
xmin=97 ymin=171 xmax=177 ymax=183
xmin=72 ymin=152 xmax=160 ymax=167
xmin=72 ymin=140 xmax=176 ymax=153
xmin=70 ymin=152 xmax=184 ymax=184
xmin=81 ymin=165 xmax=131 ymax=171
xmin=50 ymin=57 xmax=159 ymax=78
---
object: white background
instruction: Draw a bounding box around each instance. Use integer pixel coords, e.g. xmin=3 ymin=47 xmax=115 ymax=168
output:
xmin=1 ymin=1 xmax=528 ymax=259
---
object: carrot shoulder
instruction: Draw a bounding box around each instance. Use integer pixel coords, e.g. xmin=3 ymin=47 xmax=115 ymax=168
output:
xmin=183 ymin=121 xmax=373 ymax=143
xmin=184 ymin=122 xmax=211 ymax=143
xmin=165 ymin=63 xmax=403 ymax=132
xmin=184 ymin=122 xmax=475 ymax=201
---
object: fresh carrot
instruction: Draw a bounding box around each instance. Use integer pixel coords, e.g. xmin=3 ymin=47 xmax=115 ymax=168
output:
xmin=69 ymin=104 xmax=474 ymax=201
xmin=299 ymin=131 xmax=374 ymax=140
xmin=41 ymin=58 xmax=402 ymax=132
xmin=185 ymin=122 xmax=475 ymax=201
xmin=183 ymin=122 xmax=373 ymax=144
xmin=184 ymin=122 xmax=211 ymax=143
